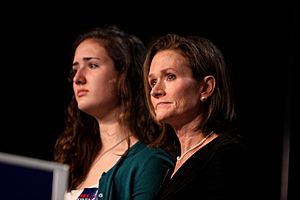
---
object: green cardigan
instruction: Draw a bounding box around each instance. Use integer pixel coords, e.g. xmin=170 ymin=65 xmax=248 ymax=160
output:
xmin=97 ymin=141 xmax=175 ymax=200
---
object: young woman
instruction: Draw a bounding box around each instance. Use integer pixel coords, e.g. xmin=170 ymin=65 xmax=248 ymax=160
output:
xmin=54 ymin=25 xmax=177 ymax=200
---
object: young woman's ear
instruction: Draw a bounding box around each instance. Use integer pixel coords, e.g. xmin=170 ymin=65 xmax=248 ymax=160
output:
xmin=200 ymin=75 xmax=215 ymax=102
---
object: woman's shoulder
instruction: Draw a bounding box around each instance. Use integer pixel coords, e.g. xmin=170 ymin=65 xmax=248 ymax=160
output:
xmin=214 ymin=133 xmax=248 ymax=150
xmin=128 ymin=141 xmax=176 ymax=164
xmin=207 ymin=133 xmax=250 ymax=163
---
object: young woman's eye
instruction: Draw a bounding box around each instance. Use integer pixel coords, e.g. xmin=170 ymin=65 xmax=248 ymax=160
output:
xmin=166 ymin=73 xmax=176 ymax=80
xmin=69 ymin=68 xmax=77 ymax=80
xmin=89 ymin=63 xmax=99 ymax=69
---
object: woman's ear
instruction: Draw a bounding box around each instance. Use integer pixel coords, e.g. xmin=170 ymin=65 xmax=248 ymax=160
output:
xmin=200 ymin=75 xmax=215 ymax=102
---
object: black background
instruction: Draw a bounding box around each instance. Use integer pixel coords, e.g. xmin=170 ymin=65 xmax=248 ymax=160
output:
xmin=0 ymin=2 xmax=298 ymax=200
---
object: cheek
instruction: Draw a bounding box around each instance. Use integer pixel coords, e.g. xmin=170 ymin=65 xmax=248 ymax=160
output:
xmin=176 ymin=89 xmax=200 ymax=110
xmin=94 ymin=74 xmax=115 ymax=90
xmin=72 ymin=84 xmax=76 ymax=93
xmin=150 ymin=95 xmax=156 ymax=106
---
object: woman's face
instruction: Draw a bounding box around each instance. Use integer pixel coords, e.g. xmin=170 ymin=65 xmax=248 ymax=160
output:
xmin=148 ymin=50 xmax=202 ymax=127
xmin=72 ymin=38 xmax=119 ymax=119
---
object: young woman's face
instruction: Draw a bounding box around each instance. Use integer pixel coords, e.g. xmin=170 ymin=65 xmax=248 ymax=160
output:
xmin=72 ymin=39 xmax=119 ymax=118
xmin=148 ymin=50 xmax=202 ymax=127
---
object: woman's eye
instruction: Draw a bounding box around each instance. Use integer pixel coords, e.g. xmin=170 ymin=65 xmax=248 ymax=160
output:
xmin=167 ymin=73 xmax=176 ymax=80
xmin=149 ymin=79 xmax=157 ymax=88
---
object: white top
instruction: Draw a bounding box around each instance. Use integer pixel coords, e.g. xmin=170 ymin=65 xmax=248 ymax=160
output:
xmin=64 ymin=183 xmax=98 ymax=200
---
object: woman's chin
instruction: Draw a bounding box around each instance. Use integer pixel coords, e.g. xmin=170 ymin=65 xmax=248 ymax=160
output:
xmin=155 ymin=114 xmax=172 ymax=124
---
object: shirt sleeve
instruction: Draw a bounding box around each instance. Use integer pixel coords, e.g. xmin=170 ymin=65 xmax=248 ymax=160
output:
xmin=132 ymin=151 xmax=175 ymax=200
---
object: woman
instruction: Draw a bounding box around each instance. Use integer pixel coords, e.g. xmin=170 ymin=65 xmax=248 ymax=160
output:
xmin=143 ymin=34 xmax=253 ymax=199
xmin=54 ymin=25 xmax=177 ymax=200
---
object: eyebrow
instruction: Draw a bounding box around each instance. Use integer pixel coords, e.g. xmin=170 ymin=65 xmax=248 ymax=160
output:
xmin=148 ymin=67 xmax=176 ymax=78
xmin=72 ymin=57 xmax=101 ymax=66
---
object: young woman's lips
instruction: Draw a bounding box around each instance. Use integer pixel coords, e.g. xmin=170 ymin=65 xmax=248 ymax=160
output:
xmin=77 ymin=89 xmax=88 ymax=97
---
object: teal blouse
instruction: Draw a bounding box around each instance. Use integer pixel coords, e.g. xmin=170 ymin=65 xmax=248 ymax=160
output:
xmin=97 ymin=141 xmax=175 ymax=200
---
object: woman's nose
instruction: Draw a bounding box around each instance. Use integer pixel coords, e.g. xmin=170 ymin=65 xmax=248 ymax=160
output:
xmin=73 ymin=68 xmax=86 ymax=85
xmin=151 ymin=82 xmax=166 ymax=98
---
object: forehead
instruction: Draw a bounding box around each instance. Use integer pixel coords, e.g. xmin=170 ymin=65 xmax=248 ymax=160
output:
xmin=75 ymin=39 xmax=106 ymax=56
xmin=150 ymin=50 xmax=190 ymax=73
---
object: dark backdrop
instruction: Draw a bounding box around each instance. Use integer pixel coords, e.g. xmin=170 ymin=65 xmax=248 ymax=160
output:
xmin=0 ymin=2 xmax=297 ymax=200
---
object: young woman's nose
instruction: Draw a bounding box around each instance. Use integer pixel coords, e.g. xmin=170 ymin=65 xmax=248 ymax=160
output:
xmin=73 ymin=67 xmax=87 ymax=85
